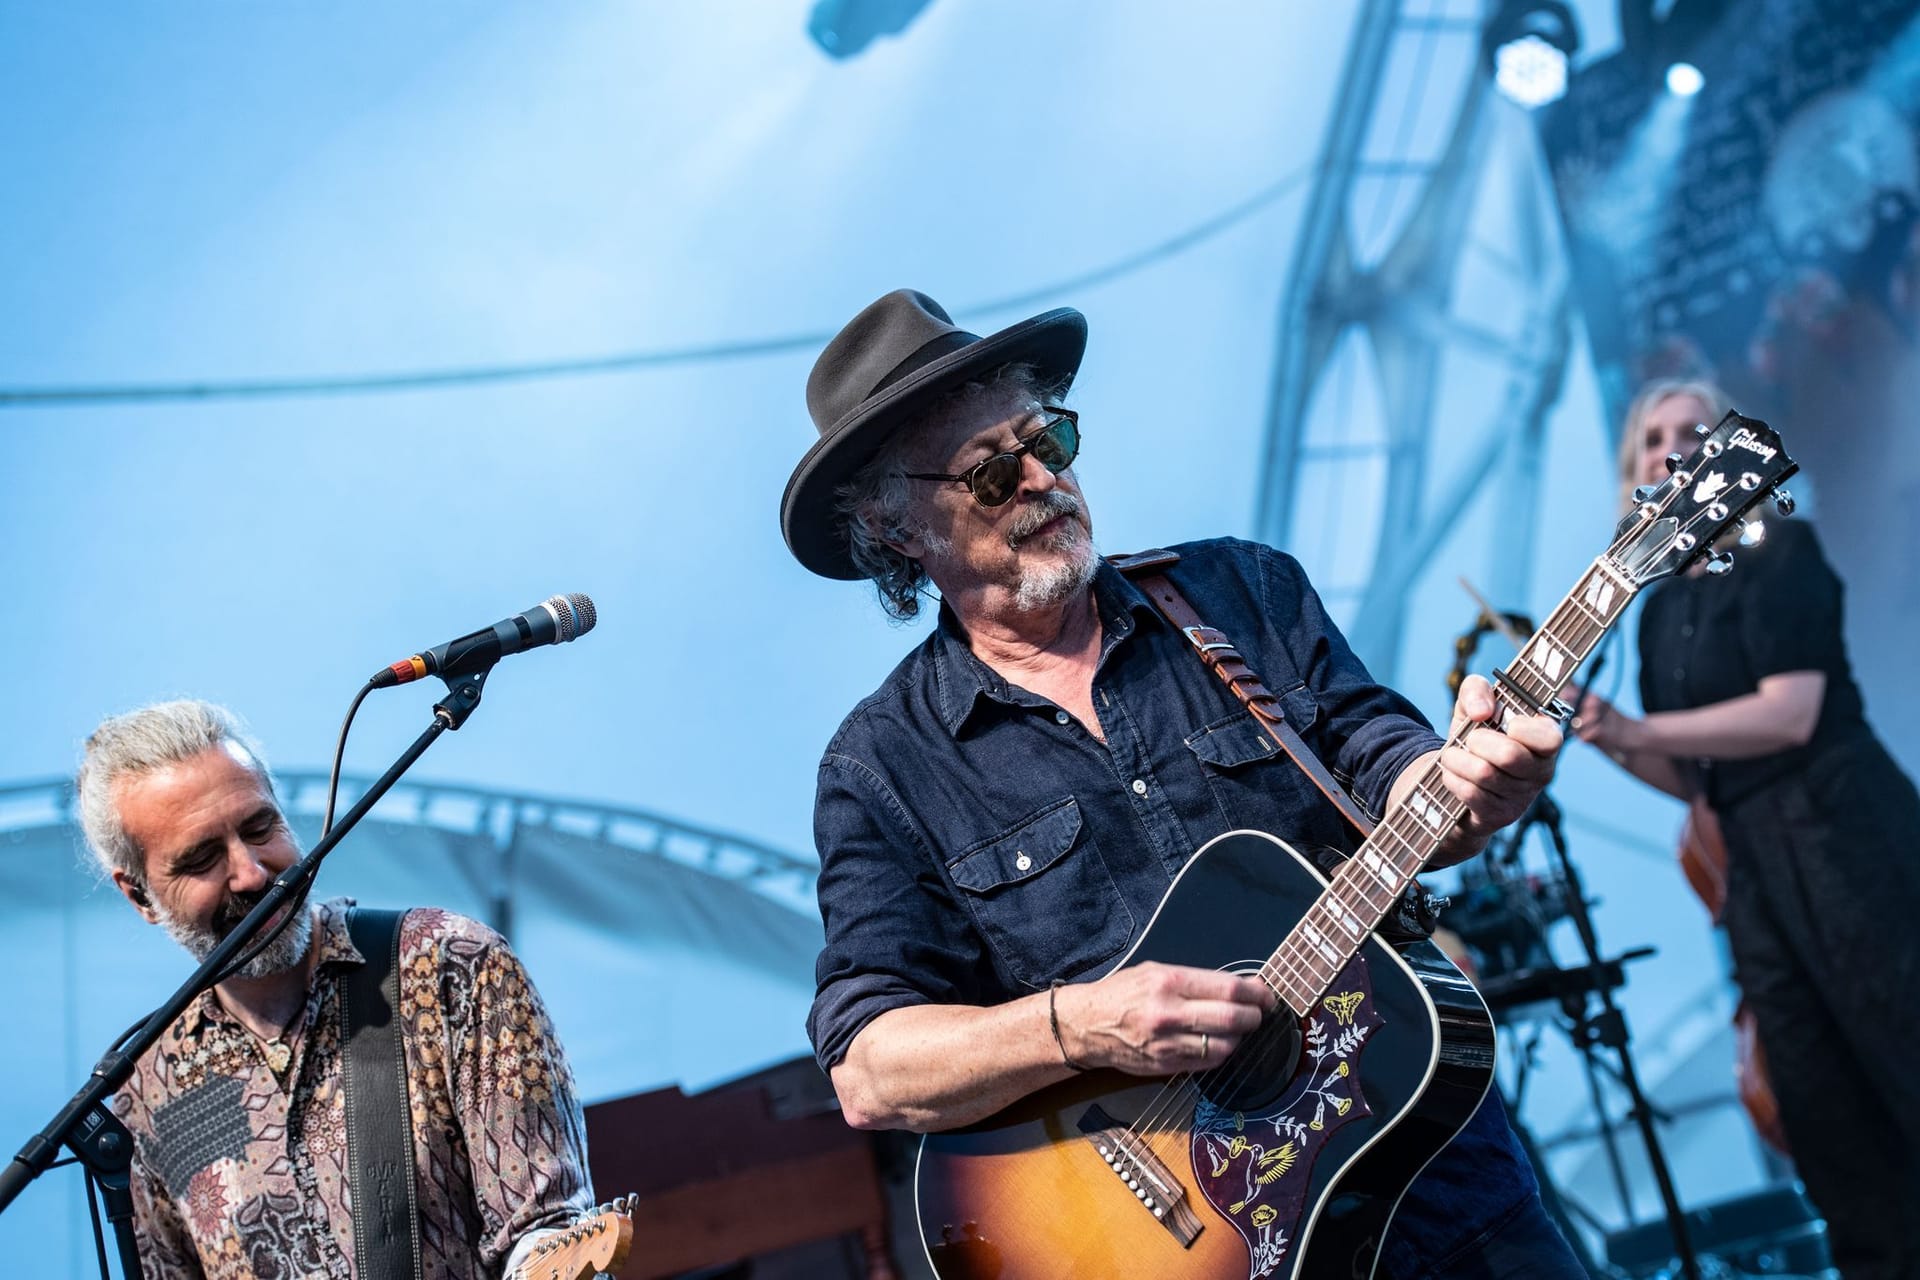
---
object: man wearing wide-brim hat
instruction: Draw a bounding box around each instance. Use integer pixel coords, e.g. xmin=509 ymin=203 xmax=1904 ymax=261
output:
xmin=787 ymin=289 xmax=1584 ymax=1277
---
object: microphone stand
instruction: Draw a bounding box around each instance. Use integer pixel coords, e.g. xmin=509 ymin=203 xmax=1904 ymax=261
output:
xmin=0 ymin=670 xmax=492 ymax=1278
xmin=1514 ymin=789 xmax=1701 ymax=1280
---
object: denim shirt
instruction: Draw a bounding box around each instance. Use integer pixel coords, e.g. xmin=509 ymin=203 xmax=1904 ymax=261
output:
xmin=808 ymin=537 xmax=1538 ymax=1271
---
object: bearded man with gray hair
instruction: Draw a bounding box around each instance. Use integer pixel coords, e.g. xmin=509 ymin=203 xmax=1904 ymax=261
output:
xmin=79 ymin=699 xmax=595 ymax=1280
xmin=784 ymin=290 xmax=1586 ymax=1279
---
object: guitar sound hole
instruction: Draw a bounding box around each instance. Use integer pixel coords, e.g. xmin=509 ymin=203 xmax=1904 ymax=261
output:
xmin=1195 ymin=1012 xmax=1301 ymax=1112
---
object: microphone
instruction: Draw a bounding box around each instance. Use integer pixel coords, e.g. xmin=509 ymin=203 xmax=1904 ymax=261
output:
xmin=370 ymin=594 xmax=597 ymax=688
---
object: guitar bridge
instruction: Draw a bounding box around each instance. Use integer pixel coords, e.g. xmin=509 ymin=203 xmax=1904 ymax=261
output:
xmin=1077 ymin=1105 xmax=1205 ymax=1248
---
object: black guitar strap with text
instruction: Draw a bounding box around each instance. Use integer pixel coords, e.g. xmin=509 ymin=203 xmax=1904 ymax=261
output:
xmin=342 ymin=907 xmax=422 ymax=1280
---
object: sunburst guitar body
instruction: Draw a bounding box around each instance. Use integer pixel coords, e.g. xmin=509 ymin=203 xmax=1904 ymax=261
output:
xmin=914 ymin=831 xmax=1494 ymax=1280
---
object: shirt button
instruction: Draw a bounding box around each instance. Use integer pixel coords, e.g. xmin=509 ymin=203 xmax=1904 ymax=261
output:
xmin=1055 ymin=710 xmax=1071 ymax=725
xmin=1674 ymin=668 xmax=1686 ymax=681
xmin=1015 ymin=852 xmax=1032 ymax=872
xmin=1131 ymin=779 xmax=1148 ymax=795
xmin=1680 ymin=624 xmax=1695 ymax=638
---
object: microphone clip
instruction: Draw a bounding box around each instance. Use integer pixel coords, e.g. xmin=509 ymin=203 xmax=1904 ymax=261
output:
xmin=432 ymin=667 xmax=490 ymax=730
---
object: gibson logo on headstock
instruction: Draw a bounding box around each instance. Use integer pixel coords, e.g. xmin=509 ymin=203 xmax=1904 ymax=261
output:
xmin=1728 ymin=427 xmax=1778 ymax=462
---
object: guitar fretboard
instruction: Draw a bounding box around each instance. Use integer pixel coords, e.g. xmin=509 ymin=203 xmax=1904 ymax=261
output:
xmin=1259 ymin=555 xmax=1638 ymax=1015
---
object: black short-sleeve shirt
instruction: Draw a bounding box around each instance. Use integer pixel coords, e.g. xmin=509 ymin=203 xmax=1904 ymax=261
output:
xmin=1638 ymin=519 xmax=1867 ymax=806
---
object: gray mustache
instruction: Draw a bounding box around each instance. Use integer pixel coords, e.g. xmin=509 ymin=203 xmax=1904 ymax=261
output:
xmin=214 ymin=892 xmax=267 ymax=937
xmin=1006 ymin=492 xmax=1083 ymax=549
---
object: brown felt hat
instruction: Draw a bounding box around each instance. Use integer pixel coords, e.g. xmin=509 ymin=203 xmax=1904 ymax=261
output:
xmin=781 ymin=289 xmax=1086 ymax=580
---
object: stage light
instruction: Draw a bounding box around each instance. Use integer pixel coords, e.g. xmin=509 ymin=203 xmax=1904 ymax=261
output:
xmin=1485 ymin=1 xmax=1581 ymax=109
xmin=1495 ymin=34 xmax=1571 ymax=108
xmin=1665 ymin=61 xmax=1705 ymax=96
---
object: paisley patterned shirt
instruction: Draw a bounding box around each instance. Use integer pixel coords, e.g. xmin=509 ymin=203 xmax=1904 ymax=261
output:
xmin=111 ymin=899 xmax=594 ymax=1280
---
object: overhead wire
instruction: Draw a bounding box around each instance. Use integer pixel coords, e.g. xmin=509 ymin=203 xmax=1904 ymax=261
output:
xmin=0 ymin=165 xmax=1314 ymax=409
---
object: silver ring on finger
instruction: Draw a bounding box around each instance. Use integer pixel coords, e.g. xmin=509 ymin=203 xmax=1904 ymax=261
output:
xmin=1200 ymin=1032 xmax=1210 ymax=1058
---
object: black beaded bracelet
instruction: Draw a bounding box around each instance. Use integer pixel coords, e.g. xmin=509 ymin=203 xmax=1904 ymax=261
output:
xmin=1049 ymin=979 xmax=1086 ymax=1071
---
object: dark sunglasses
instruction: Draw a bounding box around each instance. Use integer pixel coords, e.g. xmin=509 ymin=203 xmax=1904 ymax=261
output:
xmin=904 ymin=408 xmax=1081 ymax=508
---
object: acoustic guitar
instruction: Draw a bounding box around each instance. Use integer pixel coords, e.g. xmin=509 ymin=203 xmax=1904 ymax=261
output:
xmin=913 ymin=411 xmax=1798 ymax=1280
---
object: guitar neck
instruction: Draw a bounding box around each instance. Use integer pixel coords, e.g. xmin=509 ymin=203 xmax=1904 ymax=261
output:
xmin=1260 ymin=555 xmax=1638 ymax=1015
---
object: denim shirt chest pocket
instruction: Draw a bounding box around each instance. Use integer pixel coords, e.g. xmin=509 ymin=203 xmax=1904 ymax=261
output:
xmin=1184 ymin=687 xmax=1333 ymax=841
xmin=945 ymin=797 xmax=1135 ymax=990
xmin=1185 ymin=681 xmax=1318 ymax=768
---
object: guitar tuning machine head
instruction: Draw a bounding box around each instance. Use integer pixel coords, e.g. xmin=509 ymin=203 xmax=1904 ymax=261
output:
xmin=1738 ymin=519 xmax=1767 ymax=547
xmin=1632 ymin=483 xmax=1657 ymax=503
xmin=1705 ymin=551 xmax=1735 ymax=575
xmin=1665 ymin=452 xmax=1685 ymax=474
xmin=1772 ymin=488 xmax=1796 ymax=517
xmin=1694 ymin=421 xmax=1712 ymax=437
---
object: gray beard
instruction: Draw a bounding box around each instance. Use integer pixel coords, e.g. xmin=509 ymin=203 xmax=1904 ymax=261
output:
xmin=158 ymin=899 xmax=314 ymax=980
xmin=1004 ymin=490 xmax=1098 ymax=611
xmin=1012 ymin=529 xmax=1098 ymax=612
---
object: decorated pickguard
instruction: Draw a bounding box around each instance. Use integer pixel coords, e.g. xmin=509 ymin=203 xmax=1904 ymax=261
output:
xmin=1190 ymin=954 xmax=1384 ymax=1279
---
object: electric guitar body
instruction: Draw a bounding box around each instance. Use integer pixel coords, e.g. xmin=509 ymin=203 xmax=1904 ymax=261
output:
xmin=915 ymin=830 xmax=1494 ymax=1280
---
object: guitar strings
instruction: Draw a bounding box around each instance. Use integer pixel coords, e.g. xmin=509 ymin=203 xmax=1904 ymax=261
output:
xmin=1118 ymin=592 xmax=1623 ymax=1149
xmin=1109 ymin=538 xmax=1659 ymax=1162
xmin=1118 ymin=816 xmax=1432 ymax=1144
xmin=1120 ymin=501 xmax=1738 ymax=1152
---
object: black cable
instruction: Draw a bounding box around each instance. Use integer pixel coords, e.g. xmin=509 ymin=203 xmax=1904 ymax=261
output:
xmin=85 ymin=1172 xmax=110 ymax=1280
xmin=112 ymin=1014 xmax=148 ymax=1053
xmin=323 ymin=682 xmax=375 ymax=839
xmin=206 ymin=679 xmax=371 ymax=984
xmin=0 ymin=166 xmax=1313 ymax=409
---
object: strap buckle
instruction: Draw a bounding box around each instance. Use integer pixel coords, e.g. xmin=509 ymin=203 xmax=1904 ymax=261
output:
xmin=1181 ymin=626 xmax=1233 ymax=654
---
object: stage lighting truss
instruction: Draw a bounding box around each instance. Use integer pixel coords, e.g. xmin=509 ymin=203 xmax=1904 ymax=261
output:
xmin=0 ymin=773 xmax=823 ymax=917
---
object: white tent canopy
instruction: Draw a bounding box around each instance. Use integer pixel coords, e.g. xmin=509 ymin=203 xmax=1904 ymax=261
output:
xmin=2 ymin=3 xmax=1892 ymax=1275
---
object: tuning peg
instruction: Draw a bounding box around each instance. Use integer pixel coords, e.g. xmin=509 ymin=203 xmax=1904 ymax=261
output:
xmin=1665 ymin=452 xmax=1685 ymax=473
xmin=1772 ymin=487 xmax=1795 ymax=516
xmin=1632 ymin=483 xmax=1657 ymax=503
xmin=1694 ymin=421 xmax=1711 ymax=437
xmin=1705 ymin=551 xmax=1734 ymax=575
xmin=1738 ymin=519 xmax=1767 ymax=547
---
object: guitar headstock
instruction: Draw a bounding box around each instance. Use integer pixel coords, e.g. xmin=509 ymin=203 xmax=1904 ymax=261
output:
xmin=515 ymin=1196 xmax=636 ymax=1280
xmin=1611 ymin=409 xmax=1799 ymax=587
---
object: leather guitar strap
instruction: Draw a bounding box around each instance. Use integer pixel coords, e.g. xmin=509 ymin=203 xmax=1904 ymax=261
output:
xmin=1108 ymin=549 xmax=1376 ymax=840
xmin=342 ymin=907 xmax=422 ymax=1280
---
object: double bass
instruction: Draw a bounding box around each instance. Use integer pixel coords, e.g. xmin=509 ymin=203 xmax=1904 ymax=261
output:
xmin=1677 ymin=798 xmax=1789 ymax=1155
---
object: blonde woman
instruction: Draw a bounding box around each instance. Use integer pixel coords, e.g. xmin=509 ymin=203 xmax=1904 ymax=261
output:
xmin=1576 ymin=380 xmax=1920 ymax=1280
